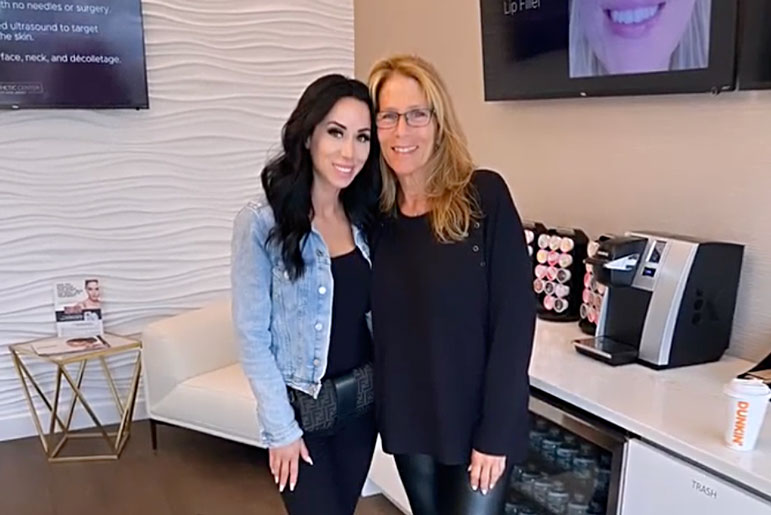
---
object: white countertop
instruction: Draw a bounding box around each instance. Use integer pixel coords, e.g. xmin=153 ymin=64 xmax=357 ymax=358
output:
xmin=530 ymin=320 xmax=771 ymax=500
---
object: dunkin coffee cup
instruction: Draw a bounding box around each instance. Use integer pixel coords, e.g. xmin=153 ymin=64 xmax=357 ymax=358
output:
xmin=723 ymin=378 xmax=771 ymax=451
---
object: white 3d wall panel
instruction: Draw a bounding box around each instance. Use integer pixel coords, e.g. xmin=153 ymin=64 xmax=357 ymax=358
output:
xmin=0 ymin=0 xmax=353 ymax=441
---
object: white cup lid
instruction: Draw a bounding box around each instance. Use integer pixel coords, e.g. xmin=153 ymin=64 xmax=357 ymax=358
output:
xmin=724 ymin=378 xmax=771 ymax=398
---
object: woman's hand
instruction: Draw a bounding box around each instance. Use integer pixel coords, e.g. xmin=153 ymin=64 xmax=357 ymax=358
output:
xmin=468 ymin=449 xmax=506 ymax=495
xmin=269 ymin=438 xmax=313 ymax=492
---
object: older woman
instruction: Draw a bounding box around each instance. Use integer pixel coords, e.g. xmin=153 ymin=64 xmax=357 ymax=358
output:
xmin=368 ymin=55 xmax=535 ymax=515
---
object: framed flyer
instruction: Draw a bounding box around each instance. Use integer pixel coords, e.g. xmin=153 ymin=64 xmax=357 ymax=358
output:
xmin=53 ymin=278 xmax=103 ymax=337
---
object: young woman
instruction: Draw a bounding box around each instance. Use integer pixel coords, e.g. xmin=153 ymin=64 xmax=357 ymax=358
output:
xmin=231 ymin=74 xmax=381 ymax=515
xmin=368 ymin=55 xmax=536 ymax=515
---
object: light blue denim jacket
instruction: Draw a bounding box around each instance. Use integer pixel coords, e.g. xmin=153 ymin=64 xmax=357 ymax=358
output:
xmin=231 ymin=194 xmax=371 ymax=448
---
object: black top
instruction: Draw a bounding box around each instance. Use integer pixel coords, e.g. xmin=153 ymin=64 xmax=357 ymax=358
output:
xmin=371 ymin=170 xmax=535 ymax=464
xmin=324 ymin=248 xmax=373 ymax=378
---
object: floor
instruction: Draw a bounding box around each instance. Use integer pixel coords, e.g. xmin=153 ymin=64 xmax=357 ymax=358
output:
xmin=0 ymin=420 xmax=402 ymax=515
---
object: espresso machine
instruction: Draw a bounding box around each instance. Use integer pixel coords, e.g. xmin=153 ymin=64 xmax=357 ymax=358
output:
xmin=573 ymin=231 xmax=744 ymax=368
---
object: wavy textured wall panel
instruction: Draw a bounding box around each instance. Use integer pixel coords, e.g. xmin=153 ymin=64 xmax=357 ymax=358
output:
xmin=0 ymin=0 xmax=353 ymax=440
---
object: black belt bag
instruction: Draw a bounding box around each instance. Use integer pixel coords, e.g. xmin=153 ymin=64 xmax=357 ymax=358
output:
xmin=287 ymin=362 xmax=374 ymax=436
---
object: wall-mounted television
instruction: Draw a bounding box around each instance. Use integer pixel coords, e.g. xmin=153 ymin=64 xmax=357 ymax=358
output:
xmin=737 ymin=0 xmax=771 ymax=90
xmin=0 ymin=0 xmax=148 ymax=109
xmin=480 ymin=0 xmax=739 ymax=100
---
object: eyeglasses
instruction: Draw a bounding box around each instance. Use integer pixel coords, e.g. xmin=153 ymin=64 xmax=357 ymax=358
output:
xmin=375 ymin=108 xmax=434 ymax=129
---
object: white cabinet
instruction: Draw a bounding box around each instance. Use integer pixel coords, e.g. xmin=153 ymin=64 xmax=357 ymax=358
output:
xmin=368 ymin=437 xmax=411 ymax=514
xmin=621 ymin=440 xmax=771 ymax=515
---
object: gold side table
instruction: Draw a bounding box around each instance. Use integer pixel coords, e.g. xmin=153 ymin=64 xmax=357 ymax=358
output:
xmin=9 ymin=334 xmax=142 ymax=463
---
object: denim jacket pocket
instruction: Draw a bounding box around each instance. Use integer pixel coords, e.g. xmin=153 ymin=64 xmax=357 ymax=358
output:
xmin=271 ymin=262 xmax=297 ymax=308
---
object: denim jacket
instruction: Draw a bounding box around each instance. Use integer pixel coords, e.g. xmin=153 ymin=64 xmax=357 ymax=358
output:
xmin=231 ymin=194 xmax=371 ymax=448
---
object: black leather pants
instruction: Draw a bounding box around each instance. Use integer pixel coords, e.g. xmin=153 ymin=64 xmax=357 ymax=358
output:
xmin=394 ymin=454 xmax=511 ymax=515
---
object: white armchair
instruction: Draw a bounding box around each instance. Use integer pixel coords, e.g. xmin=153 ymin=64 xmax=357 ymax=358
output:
xmin=141 ymin=298 xmax=264 ymax=448
xmin=141 ymin=299 xmax=397 ymax=507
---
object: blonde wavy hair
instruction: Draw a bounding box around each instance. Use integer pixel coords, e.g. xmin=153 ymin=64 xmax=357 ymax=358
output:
xmin=368 ymin=55 xmax=479 ymax=243
xmin=569 ymin=0 xmax=712 ymax=77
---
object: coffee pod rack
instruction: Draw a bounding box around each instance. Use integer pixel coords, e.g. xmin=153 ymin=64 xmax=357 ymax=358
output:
xmin=524 ymin=221 xmax=548 ymax=269
xmin=527 ymin=225 xmax=589 ymax=322
xmin=578 ymin=235 xmax=613 ymax=335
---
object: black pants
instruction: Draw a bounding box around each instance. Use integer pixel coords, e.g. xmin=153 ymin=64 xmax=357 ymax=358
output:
xmin=395 ymin=454 xmax=512 ymax=515
xmin=280 ymin=413 xmax=377 ymax=515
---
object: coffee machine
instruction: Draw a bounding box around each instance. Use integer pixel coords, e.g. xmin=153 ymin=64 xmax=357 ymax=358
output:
xmin=573 ymin=231 xmax=744 ymax=368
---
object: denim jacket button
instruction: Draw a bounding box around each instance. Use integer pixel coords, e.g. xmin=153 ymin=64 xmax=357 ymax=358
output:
xmin=472 ymin=245 xmax=480 ymax=253
xmin=318 ymin=286 xmax=327 ymax=295
xmin=313 ymin=358 xmax=320 ymax=366
xmin=314 ymin=322 xmax=323 ymax=331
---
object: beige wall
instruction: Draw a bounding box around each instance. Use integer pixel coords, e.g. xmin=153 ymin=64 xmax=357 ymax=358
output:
xmin=354 ymin=0 xmax=771 ymax=361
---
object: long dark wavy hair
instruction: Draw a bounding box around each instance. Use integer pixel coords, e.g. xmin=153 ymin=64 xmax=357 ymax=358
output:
xmin=261 ymin=74 xmax=381 ymax=280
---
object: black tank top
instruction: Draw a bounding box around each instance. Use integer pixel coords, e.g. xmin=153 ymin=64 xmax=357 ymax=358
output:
xmin=324 ymin=248 xmax=372 ymax=378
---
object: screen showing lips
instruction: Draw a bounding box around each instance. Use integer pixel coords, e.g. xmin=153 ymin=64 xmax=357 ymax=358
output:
xmin=479 ymin=0 xmax=736 ymax=100
xmin=570 ymin=0 xmax=712 ymax=78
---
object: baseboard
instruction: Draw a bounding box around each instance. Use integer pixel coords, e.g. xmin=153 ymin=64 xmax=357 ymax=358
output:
xmin=0 ymin=400 xmax=148 ymax=443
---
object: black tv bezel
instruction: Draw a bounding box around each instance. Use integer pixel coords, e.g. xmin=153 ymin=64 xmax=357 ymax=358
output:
xmin=481 ymin=0 xmax=740 ymax=101
xmin=0 ymin=0 xmax=150 ymax=110
xmin=736 ymin=0 xmax=771 ymax=91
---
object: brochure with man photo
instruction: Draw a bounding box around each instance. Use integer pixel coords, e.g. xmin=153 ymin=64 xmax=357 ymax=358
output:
xmin=53 ymin=278 xmax=104 ymax=337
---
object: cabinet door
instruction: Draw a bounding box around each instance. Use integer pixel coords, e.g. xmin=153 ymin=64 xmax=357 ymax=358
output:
xmin=621 ymin=440 xmax=771 ymax=515
xmin=508 ymin=403 xmax=625 ymax=515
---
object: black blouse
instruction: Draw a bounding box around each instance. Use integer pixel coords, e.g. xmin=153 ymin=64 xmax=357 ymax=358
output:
xmin=371 ymin=169 xmax=535 ymax=465
xmin=324 ymin=248 xmax=373 ymax=378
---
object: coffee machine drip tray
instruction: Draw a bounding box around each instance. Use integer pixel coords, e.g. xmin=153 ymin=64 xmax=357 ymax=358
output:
xmin=573 ymin=336 xmax=639 ymax=366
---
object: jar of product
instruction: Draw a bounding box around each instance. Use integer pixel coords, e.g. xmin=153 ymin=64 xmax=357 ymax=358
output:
xmin=587 ymin=496 xmax=606 ymax=514
xmin=529 ymin=427 xmax=548 ymax=453
xmin=593 ymin=466 xmax=611 ymax=494
xmin=519 ymin=470 xmax=539 ymax=496
xmin=509 ymin=464 xmax=524 ymax=488
xmin=556 ymin=444 xmax=579 ymax=471
xmin=566 ymin=494 xmax=590 ymax=515
xmin=546 ymin=481 xmax=570 ymax=514
xmin=533 ymin=477 xmax=552 ymax=504
xmin=572 ymin=455 xmax=597 ymax=481
xmin=541 ymin=437 xmax=561 ymax=464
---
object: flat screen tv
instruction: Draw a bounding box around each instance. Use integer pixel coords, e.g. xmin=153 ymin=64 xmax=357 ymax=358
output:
xmin=480 ymin=0 xmax=739 ymax=100
xmin=737 ymin=0 xmax=771 ymax=90
xmin=0 ymin=0 xmax=148 ymax=109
